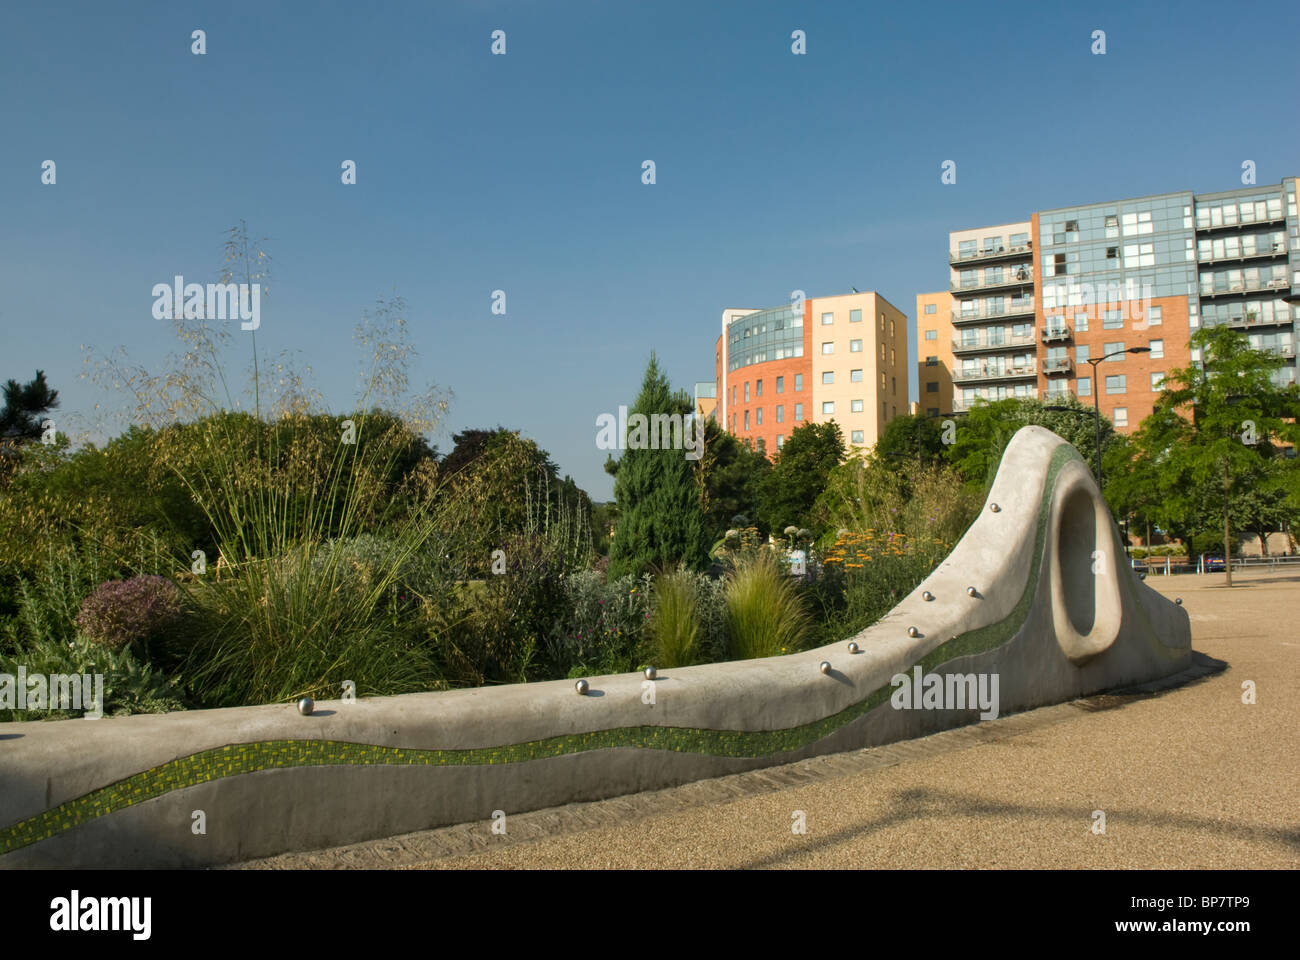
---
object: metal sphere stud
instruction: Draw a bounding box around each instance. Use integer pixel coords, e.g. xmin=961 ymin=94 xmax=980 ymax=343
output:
xmin=989 ymin=503 xmax=1001 ymax=513
xmin=297 ymin=697 xmax=314 ymax=716
xmin=1175 ymin=597 xmax=1183 ymax=606
xmin=907 ymin=626 xmax=920 ymax=638
xmin=819 ymin=661 xmax=831 ymax=674
xmin=966 ymin=586 xmax=978 ymax=597
xmin=575 ymin=679 xmax=590 ymax=695
xmin=644 ymin=666 xmax=657 ymax=681
xmin=848 ymin=641 xmax=860 ymax=654
xmin=922 ymin=590 xmax=935 ymax=602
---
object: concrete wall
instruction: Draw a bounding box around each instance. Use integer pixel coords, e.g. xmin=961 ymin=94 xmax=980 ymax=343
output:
xmin=0 ymin=426 xmax=1192 ymax=867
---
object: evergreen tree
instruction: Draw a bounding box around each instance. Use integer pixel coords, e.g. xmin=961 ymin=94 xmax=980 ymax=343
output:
xmin=756 ymin=420 xmax=844 ymax=535
xmin=0 ymin=369 xmax=60 ymax=446
xmin=607 ymin=355 xmax=711 ymax=578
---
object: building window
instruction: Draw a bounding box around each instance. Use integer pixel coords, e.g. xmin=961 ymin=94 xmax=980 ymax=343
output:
xmin=851 ymin=399 xmax=864 ymax=412
xmin=880 ymin=313 xmax=886 ymax=330
xmin=1076 ymin=344 xmax=1090 ymax=363
xmin=1077 ymin=378 xmax=1091 ymax=396
xmin=926 ymin=381 xmax=938 ymax=393
xmin=756 ymin=379 xmax=763 ymax=396
xmin=1148 ymin=305 xmax=1162 ymax=325
xmin=850 ymin=309 xmax=862 ymax=323
xmin=1103 ymin=310 xmax=1123 ymax=329
xmin=795 ymin=374 xmax=803 ymax=391
xmin=822 ymin=342 xmax=834 ymax=354
xmin=744 ymin=382 xmax=750 ymax=402
xmin=777 ymin=404 xmax=784 ymax=422
xmin=776 ymin=375 xmax=784 ymax=393
xmin=744 ymin=410 xmax=750 ymax=430
xmin=890 ymin=320 xmax=896 ymax=338
xmin=822 ymin=312 xmax=834 ymax=325
xmin=851 ymin=430 xmax=865 ymax=444
xmin=731 ymin=385 xmax=736 ymax=405
xmin=924 ymin=304 xmax=936 ymax=315
xmin=822 ymin=401 xmax=834 ymax=415
xmin=891 ymin=348 xmax=896 ymax=365
xmin=927 ymin=407 xmax=940 ymax=417
xmin=1150 ymin=339 xmax=1164 ymax=359
xmin=823 ymin=371 xmax=834 ymax=384
xmin=756 ymin=407 xmax=763 ymax=425
xmin=851 ymin=369 xmax=864 ymax=381
xmin=1104 ymin=214 xmax=1119 ymax=238
xmin=892 ymin=377 xmax=897 ymax=394
xmin=1104 ymin=342 xmax=1125 ymax=361
xmin=1105 ymin=374 xmax=1126 ymax=394
xmin=851 ymin=339 xmax=863 ymax=352
xmin=1075 ymin=313 xmax=1089 ymax=332
xmin=1106 ymin=246 xmax=1118 ymax=260
xmin=777 ymin=435 xmax=785 ymax=449
xmin=924 ymin=329 xmax=937 ymax=341
xmin=925 ymin=356 xmax=938 ymax=367
xmin=1151 ymin=372 xmax=1165 ymax=391
xmin=1114 ymin=407 xmax=1128 ymax=428
xmin=880 ymin=372 xmax=886 ymax=390
xmin=794 ymin=403 xmax=803 ymax=421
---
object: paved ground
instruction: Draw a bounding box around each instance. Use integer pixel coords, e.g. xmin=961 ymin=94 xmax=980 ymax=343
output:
xmin=240 ymin=570 xmax=1300 ymax=870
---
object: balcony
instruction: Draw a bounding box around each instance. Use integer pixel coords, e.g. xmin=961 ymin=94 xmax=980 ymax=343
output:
xmin=1044 ymin=357 xmax=1074 ymax=375
xmin=1199 ymin=277 xmax=1293 ymax=299
xmin=952 ymin=332 xmax=1036 ymax=354
xmin=951 ymin=299 xmax=1036 ymax=324
xmin=1041 ymin=324 xmax=1072 ymax=342
xmin=951 ymin=268 xmax=1034 ymax=295
xmin=1195 ymin=210 xmax=1287 ymax=234
xmin=1197 ymin=242 xmax=1288 ymax=265
xmin=952 ymin=390 xmax=1039 ymax=412
xmin=949 ymin=241 xmax=1033 ymax=266
xmin=953 ymin=361 xmax=1037 ymax=384
xmin=1222 ymin=311 xmax=1294 ymax=330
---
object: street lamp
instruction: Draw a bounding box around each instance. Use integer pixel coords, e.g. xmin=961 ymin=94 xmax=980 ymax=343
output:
xmin=1082 ymin=346 xmax=1150 ymax=489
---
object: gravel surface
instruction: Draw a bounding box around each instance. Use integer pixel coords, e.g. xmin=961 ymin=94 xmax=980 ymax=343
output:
xmin=240 ymin=570 xmax=1300 ymax=870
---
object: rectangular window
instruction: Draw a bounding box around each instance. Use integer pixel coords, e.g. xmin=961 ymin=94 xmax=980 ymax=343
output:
xmin=822 ymin=342 xmax=834 ymax=354
xmin=1150 ymin=372 xmax=1164 ymax=391
xmin=1148 ymin=305 xmax=1162 ymax=325
xmin=1077 ymin=378 xmax=1091 ymax=396
xmin=925 ymin=356 xmax=938 ymax=367
xmin=852 ymin=368 xmax=864 ymax=381
xmin=924 ymin=304 xmax=936 ymax=315
xmin=756 ymin=379 xmax=763 ymax=396
xmin=744 ymin=410 xmax=750 ymax=430
xmin=1105 ymin=374 xmax=1127 ymax=394
xmin=776 ymin=404 xmax=784 ymax=423
xmin=756 ymin=407 xmax=763 ymax=425
xmin=794 ymin=403 xmax=803 ymax=421
xmin=851 ymin=399 xmax=864 ymax=412
xmin=1103 ymin=310 xmax=1123 ymax=329
xmin=795 ymin=374 xmax=803 ymax=391
xmin=851 ymin=430 xmax=865 ymax=444
xmin=1076 ymin=344 xmax=1090 ymax=363
xmin=1075 ymin=313 xmax=1089 ymax=332
xmin=822 ymin=312 xmax=834 ymax=325
xmin=880 ymin=372 xmax=886 ymax=390
xmin=850 ymin=309 xmax=862 ymax=323
xmin=892 ymin=376 xmax=897 ymax=395
xmin=890 ymin=320 xmax=896 ymax=338
xmin=890 ymin=348 xmax=896 ymax=365
xmin=822 ymin=401 xmax=834 ymax=415
xmin=1113 ymin=407 xmax=1128 ymax=428
xmin=959 ymin=239 xmax=977 ymax=257
xmin=927 ymin=406 xmax=940 ymax=417
xmin=744 ymin=382 xmax=750 ymax=402
xmin=1104 ymin=341 xmax=1125 ymax=360
xmin=1104 ymin=214 xmax=1119 ymax=238
xmin=776 ymin=435 xmax=784 ymax=449
xmin=1150 ymin=339 xmax=1164 ymax=359
xmin=925 ymin=381 xmax=938 ymax=393
xmin=822 ymin=371 xmax=834 ymax=384
xmin=851 ymin=339 xmax=863 ymax=352
xmin=924 ymin=329 xmax=937 ymax=340
xmin=776 ymin=375 xmax=784 ymax=393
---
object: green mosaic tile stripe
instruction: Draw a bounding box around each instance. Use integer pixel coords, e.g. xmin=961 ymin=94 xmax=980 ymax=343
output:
xmin=0 ymin=446 xmax=1079 ymax=857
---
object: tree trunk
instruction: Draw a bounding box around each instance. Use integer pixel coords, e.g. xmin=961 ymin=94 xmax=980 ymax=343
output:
xmin=1224 ymin=459 xmax=1233 ymax=587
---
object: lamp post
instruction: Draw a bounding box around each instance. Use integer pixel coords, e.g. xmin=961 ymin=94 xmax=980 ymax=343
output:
xmin=1083 ymin=346 xmax=1150 ymax=489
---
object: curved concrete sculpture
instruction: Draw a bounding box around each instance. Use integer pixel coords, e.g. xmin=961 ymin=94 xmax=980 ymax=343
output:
xmin=0 ymin=426 xmax=1192 ymax=867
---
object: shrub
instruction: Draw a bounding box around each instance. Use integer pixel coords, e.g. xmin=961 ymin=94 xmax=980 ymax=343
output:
xmin=547 ymin=571 xmax=652 ymax=677
xmin=724 ymin=550 xmax=810 ymax=660
xmin=649 ymin=568 xmax=700 ymax=667
xmin=75 ymin=575 xmax=182 ymax=652
xmin=818 ymin=531 xmax=950 ymax=640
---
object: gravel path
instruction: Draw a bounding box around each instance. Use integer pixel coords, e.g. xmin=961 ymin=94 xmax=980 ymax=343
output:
xmin=239 ymin=570 xmax=1300 ymax=870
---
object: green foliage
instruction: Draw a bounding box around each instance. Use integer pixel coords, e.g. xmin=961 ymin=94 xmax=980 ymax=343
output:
xmin=817 ymin=532 xmax=951 ymax=642
xmin=756 ymin=420 xmax=845 ymax=536
xmin=649 ymin=568 xmax=701 ymax=668
xmin=0 ymin=369 xmax=60 ymax=450
xmin=946 ymin=395 xmax=1113 ymax=489
xmin=696 ymin=418 xmax=771 ymax=539
xmin=872 ymin=413 xmax=950 ymax=467
xmin=547 ymin=571 xmax=654 ymax=677
xmin=723 ymin=550 xmax=811 ymax=660
xmin=608 ymin=355 xmax=711 ymax=578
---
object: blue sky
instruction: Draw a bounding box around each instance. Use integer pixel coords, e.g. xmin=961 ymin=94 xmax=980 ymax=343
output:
xmin=2 ymin=0 xmax=1297 ymax=500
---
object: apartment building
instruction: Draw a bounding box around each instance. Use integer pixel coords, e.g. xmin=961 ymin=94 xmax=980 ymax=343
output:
xmin=916 ymin=291 xmax=954 ymax=416
xmin=708 ymin=291 xmax=909 ymax=455
xmin=920 ymin=178 xmax=1300 ymax=433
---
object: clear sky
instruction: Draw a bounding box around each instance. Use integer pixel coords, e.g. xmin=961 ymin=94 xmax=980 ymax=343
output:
xmin=2 ymin=0 xmax=1297 ymax=500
